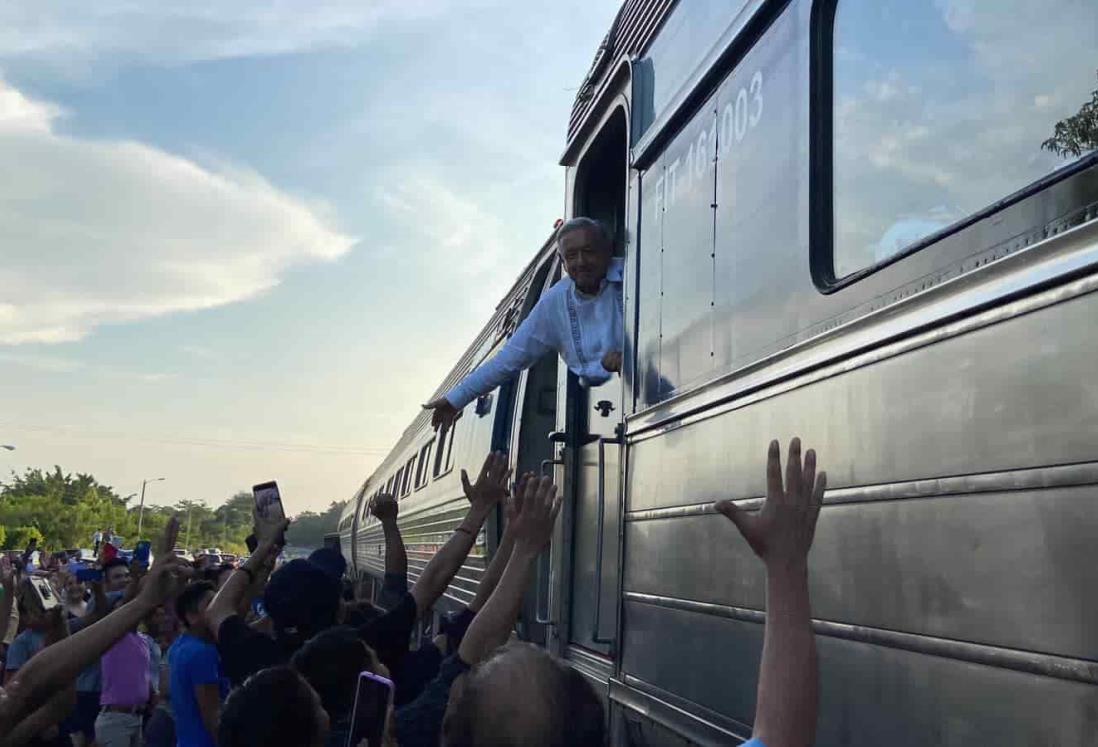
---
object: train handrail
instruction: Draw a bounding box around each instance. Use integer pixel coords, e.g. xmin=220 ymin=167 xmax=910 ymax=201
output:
xmin=592 ymin=432 xmax=622 ymax=644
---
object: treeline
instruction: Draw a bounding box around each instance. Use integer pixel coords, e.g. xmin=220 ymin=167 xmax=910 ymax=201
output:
xmin=0 ymin=466 xmax=346 ymax=554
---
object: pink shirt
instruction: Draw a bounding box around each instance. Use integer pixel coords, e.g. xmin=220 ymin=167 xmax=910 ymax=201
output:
xmin=100 ymin=632 xmax=151 ymax=706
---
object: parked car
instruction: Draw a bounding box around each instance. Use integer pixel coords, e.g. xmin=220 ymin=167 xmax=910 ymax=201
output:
xmin=172 ymin=548 xmax=195 ymax=563
xmin=220 ymin=553 xmax=238 ymax=567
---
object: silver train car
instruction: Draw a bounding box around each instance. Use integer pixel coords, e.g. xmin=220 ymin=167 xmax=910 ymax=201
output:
xmin=338 ymin=0 xmax=1098 ymax=743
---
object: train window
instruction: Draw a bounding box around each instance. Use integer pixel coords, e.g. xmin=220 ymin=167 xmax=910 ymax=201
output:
xmin=402 ymin=456 xmax=416 ymax=496
xmin=433 ymin=411 xmax=462 ymax=479
xmin=824 ymin=0 xmax=1098 ymax=282
xmin=415 ymin=440 xmax=434 ymax=489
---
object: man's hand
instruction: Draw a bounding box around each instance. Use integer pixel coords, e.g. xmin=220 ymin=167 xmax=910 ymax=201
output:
xmin=505 ymin=472 xmax=534 ymax=526
xmin=136 ymin=553 xmax=193 ymax=609
xmin=424 ymin=397 xmax=458 ymax=431
xmin=370 ymin=493 xmax=398 ymax=525
xmin=461 ymin=452 xmax=512 ymax=514
xmin=158 ymin=516 xmax=180 ymax=558
xmin=715 ymin=438 xmax=826 ymax=570
xmin=254 ymin=507 xmax=290 ymax=548
xmin=601 ymin=350 xmax=623 ymax=373
xmin=509 ymin=475 xmax=561 ymax=553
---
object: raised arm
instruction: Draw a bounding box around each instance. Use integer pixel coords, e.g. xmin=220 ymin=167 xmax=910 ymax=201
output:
xmin=0 ymin=536 xmax=191 ymax=733
xmin=206 ymin=518 xmax=285 ymax=642
xmin=458 ymin=475 xmax=560 ymax=664
xmin=371 ymin=494 xmax=407 ymax=583
xmin=425 ymin=300 xmax=555 ymax=429
xmin=467 ymin=472 xmax=531 ymax=614
xmin=410 ymin=452 xmax=510 ymax=617
xmin=715 ymin=439 xmax=826 ymax=747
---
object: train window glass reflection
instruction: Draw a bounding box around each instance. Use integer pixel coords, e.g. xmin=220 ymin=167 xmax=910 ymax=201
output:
xmin=831 ymin=0 xmax=1098 ymax=279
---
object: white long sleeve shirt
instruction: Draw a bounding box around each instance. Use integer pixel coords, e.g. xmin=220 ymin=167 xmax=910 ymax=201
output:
xmin=444 ymin=258 xmax=624 ymax=410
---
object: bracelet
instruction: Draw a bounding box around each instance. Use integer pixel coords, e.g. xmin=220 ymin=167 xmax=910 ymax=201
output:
xmin=236 ymin=566 xmax=256 ymax=583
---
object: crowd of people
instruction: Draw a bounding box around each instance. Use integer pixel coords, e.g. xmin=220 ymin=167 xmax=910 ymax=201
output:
xmin=0 ymin=438 xmax=825 ymax=747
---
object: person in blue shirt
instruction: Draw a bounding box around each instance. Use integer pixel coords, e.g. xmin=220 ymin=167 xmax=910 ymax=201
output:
xmin=424 ymin=217 xmax=624 ymax=431
xmin=168 ymin=581 xmax=227 ymax=747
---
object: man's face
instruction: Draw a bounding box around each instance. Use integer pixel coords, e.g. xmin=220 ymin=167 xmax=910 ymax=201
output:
xmin=64 ymin=576 xmax=85 ymax=602
xmin=559 ymin=227 xmax=611 ymax=292
xmin=104 ymin=564 xmax=130 ymax=592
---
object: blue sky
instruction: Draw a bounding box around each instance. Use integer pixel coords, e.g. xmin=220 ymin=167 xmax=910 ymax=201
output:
xmin=0 ymin=0 xmax=619 ymax=514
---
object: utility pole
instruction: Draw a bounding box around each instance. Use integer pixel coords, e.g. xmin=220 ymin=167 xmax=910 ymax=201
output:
xmin=136 ymin=477 xmax=166 ymax=539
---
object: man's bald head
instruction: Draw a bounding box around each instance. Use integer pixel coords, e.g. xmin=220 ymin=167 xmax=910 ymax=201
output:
xmin=442 ymin=642 xmax=603 ymax=747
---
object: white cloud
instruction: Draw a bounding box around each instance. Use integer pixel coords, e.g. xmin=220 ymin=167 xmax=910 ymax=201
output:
xmin=832 ymin=0 xmax=1097 ymax=274
xmin=0 ymin=0 xmax=474 ymax=65
xmin=0 ymin=77 xmax=354 ymax=344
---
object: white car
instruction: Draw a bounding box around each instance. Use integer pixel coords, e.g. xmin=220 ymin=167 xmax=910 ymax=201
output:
xmin=172 ymin=548 xmax=195 ymax=563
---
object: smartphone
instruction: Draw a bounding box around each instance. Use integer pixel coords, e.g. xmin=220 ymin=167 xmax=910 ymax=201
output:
xmin=133 ymin=540 xmax=152 ymax=568
xmin=100 ymin=543 xmax=118 ymax=563
xmin=346 ymin=671 xmax=393 ymax=747
xmin=27 ymin=576 xmax=60 ymax=612
xmin=252 ymin=481 xmax=287 ymax=545
xmin=75 ymin=567 xmax=103 ymax=583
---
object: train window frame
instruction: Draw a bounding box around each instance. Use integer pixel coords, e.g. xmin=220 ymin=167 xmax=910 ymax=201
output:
xmin=808 ymin=0 xmax=1098 ymax=293
xmin=432 ymin=411 xmax=462 ymax=480
xmin=415 ymin=439 xmax=435 ymax=490
xmin=401 ymin=455 xmax=416 ymax=497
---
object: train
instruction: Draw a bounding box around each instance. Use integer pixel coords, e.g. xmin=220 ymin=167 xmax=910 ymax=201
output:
xmin=337 ymin=0 xmax=1098 ymax=744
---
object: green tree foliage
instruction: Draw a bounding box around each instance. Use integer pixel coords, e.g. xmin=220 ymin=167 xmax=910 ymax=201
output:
xmin=0 ymin=467 xmax=340 ymax=554
xmin=1043 ymin=70 xmax=1098 ymax=158
xmin=284 ymin=501 xmax=347 ymax=550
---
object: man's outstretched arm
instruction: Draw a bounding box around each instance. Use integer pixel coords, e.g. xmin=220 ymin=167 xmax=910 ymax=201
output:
xmin=410 ymin=452 xmax=510 ymax=617
xmin=715 ymin=438 xmax=826 ymax=747
xmin=425 ymin=302 xmax=554 ymax=429
xmin=371 ymin=494 xmax=407 ymax=584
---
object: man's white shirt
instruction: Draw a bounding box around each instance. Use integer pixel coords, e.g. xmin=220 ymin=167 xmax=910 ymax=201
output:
xmin=445 ymin=258 xmax=625 ymax=410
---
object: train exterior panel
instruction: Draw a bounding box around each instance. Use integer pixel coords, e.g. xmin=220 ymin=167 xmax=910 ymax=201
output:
xmin=338 ymin=0 xmax=1098 ymax=743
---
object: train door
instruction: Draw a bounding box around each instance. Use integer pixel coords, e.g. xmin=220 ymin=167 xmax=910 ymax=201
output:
xmin=558 ymin=108 xmax=628 ymax=671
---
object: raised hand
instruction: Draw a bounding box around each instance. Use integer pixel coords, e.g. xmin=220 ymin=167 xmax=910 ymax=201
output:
xmin=370 ymin=493 xmax=398 ymax=524
xmin=136 ymin=553 xmax=194 ymax=608
xmin=509 ymin=475 xmax=561 ymax=553
xmin=254 ymin=506 xmax=291 ymax=548
xmin=461 ymin=452 xmax=512 ymax=513
xmin=158 ymin=516 xmax=180 ymax=558
xmin=424 ymin=397 xmax=458 ymax=431
xmin=505 ymin=472 xmax=534 ymax=526
xmin=715 ymin=438 xmax=826 ymax=570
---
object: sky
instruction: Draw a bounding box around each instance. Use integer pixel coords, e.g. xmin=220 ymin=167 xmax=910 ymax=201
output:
xmin=0 ymin=0 xmax=620 ymax=514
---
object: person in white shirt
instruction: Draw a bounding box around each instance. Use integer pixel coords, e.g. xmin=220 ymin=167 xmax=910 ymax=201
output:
xmin=425 ymin=217 xmax=624 ymax=430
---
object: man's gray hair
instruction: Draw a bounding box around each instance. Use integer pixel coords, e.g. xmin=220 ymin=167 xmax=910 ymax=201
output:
xmin=556 ymin=216 xmax=612 ymax=252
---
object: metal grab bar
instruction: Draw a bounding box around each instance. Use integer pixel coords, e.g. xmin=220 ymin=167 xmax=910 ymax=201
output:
xmin=592 ymin=433 xmax=622 ymax=644
xmin=534 ymin=549 xmax=553 ymax=624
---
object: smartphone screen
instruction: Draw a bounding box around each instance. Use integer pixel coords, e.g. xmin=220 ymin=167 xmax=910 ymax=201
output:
xmin=133 ymin=540 xmax=152 ymax=568
xmin=252 ymin=481 xmax=286 ymax=521
xmin=28 ymin=577 xmax=59 ymax=611
xmin=346 ymin=671 xmax=393 ymax=747
xmin=75 ymin=567 xmax=103 ymax=583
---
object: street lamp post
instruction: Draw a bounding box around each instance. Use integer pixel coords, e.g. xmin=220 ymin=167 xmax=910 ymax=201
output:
xmin=0 ymin=445 xmax=15 ymax=451
xmin=137 ymin=477 xmax=166 ymax=540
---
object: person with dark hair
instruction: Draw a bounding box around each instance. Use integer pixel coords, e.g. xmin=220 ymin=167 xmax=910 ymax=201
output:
xmin=218 ymin=667 xmax=330 ymax=747
xmin=101 ymin=557 xmax=131 ymax=594
xmin=3 ymin=582 xmax=49 ymax=686
xmin=290 ymin=625 xmax=383 ymax=747
xmin=167 ymin=580 xmax=227 ymax=747
xmin=424 ymin=216 xmax=623 ymax=432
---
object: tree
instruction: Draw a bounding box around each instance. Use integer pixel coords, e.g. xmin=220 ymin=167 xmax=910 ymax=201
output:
xmin=1043 ymin=70 xmax=1098 ymax=158
xmin=285 ymin=501 xmax=347 ymax=550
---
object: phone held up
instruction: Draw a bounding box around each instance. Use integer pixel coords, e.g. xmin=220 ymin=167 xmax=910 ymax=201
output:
xmin=133 ymin=540 xmax=152 ymax=569
xmin=75 ymin=567 xmax=103 ymax=583
xmin=252 ymin=481 xmax=287 ymax=546
xmin=347 ymin=671 xmax=394 ymax=747
xmin=26 ymin=576 xmax=60 ymax=612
